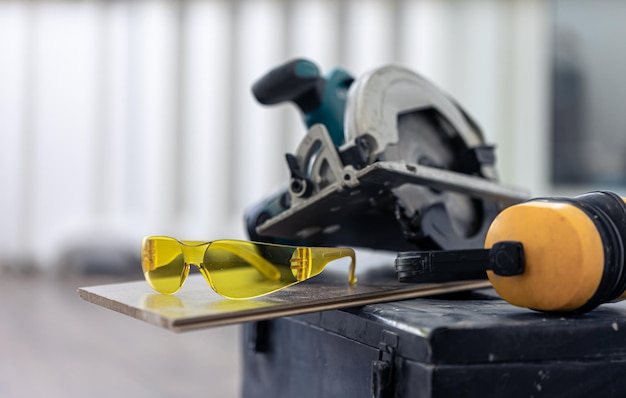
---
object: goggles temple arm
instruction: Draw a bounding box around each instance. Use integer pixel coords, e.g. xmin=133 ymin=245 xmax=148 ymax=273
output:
xmin=316 ymin=248 xmax=357 ymax=284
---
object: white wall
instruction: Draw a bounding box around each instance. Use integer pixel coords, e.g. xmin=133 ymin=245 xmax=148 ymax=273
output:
xmin=0 ymin=0 xmax=551 ymax=271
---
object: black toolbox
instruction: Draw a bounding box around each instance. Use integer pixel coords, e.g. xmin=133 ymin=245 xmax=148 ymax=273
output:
xmin=242 ymin=289 xmax=626 ymax=397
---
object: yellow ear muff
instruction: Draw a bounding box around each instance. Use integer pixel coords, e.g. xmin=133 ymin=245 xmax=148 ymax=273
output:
xmin=485 ymin=191 xmax=626 ymax=313
xmin=396 ymin=191 xmax=626 ymax=314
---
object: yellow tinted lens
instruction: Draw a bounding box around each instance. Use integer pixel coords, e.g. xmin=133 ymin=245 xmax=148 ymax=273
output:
xmin=142 ymin=237 xmax=188 ymax=294
xmin=203 ymin=241 xmax=299 ymax=299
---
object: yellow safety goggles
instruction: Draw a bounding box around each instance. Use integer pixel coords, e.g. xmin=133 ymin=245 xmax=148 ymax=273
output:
xmin=141 ymin=236 xmax=357 ymax=299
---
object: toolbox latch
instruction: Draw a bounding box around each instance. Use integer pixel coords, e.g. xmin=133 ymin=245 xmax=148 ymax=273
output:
xmin=371 ymin=330 xmax=398 ymax=398
xmin=248 ymin=320 xmax=272 ymax=353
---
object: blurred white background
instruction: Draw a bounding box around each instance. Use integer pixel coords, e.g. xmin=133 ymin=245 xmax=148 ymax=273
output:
xmin=4 ymin=1 xmax=626 ymax=397
xmin=0 ymin=0 xmax=554 ymax=273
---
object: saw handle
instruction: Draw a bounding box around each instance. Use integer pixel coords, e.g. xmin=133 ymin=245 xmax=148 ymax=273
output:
xmin=252 ymin=59 xmax=353 ymax=147
xmin=252 ymin=58 xmax=324 ymax=113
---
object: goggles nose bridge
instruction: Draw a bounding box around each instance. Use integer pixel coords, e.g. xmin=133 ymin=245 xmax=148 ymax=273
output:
xmin=179 ymin=242 xmax=210 ymax=268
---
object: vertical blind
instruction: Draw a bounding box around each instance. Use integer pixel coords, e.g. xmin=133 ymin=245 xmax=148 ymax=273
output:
xmin=0 ymin=0 xmax=550 ymax=271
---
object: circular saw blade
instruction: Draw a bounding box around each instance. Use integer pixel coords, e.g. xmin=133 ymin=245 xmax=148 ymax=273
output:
xmin=382 ymin=108 xmax=482 ymax=243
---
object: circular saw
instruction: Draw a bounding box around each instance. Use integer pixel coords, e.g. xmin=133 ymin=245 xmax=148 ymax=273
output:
xmin=245 ymin=59 xmax=528 ymax=252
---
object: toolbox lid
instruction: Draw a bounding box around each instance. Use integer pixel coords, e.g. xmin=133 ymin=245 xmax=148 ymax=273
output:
xmin=292 ymin=289 xmax=626 ymax=365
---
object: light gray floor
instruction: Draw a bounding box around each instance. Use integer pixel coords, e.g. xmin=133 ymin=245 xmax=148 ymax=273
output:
xmin=0 ymin=272 xmax=242 ymax=397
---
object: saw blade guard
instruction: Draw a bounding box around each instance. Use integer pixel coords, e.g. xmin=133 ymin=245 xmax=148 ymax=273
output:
xmin=344 ymin=66 xmax=483 ymax=163
xmin=343 ymin=65 xmax=503 ymax=248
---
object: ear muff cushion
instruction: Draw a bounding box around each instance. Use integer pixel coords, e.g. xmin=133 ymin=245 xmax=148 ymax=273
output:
xmin=575 ymin=191 xmax=626 ymax=302
xmin=485 ymin=200 xmax=607 ymax=313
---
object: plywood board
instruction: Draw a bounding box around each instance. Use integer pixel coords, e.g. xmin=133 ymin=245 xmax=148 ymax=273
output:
xmin=78 ymin=252 xmax=489 ymax=332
